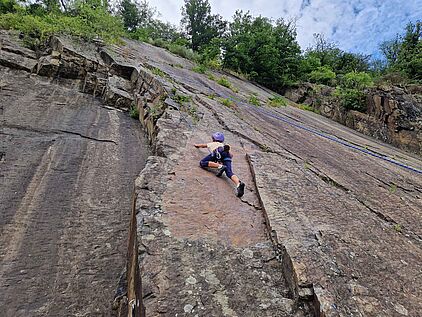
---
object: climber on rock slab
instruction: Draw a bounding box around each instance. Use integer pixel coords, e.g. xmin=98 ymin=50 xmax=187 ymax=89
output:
xmin=194 ymin=132 xmax=246 ymax=198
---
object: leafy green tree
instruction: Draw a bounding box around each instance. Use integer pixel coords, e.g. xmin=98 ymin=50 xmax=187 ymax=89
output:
xmin=118 ymin=0 xmax=139 ymax=31
xmin=380 ymin=36 xmax=401 ymax=64
xmin=181 ymin=0 xmax=226 ymax=51
xmin=223 ymin=11 xmax=300 ymax=89
xmin=380 ymin=21 xmax=421 ymax=81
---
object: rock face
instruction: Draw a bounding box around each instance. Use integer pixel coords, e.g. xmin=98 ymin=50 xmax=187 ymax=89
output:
xmin=1 ymin=29 xmax=422 ymax=317
xmin=0 ymin=32 xmax=150 ymax=316
xmin=284 ymin=83 xmax=422 ymax=156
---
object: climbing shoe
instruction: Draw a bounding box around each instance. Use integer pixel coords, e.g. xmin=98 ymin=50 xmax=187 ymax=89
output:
xmin=216 ymin=165 xmax=227 ymax=177
xmin=236 ymin=182 xmax=245 ymax=198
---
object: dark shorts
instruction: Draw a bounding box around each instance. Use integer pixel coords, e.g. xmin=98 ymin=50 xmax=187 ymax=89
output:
xmin=200 ymin=152 xmax=234 ymax=178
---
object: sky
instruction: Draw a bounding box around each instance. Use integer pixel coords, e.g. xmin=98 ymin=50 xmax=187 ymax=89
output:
xmin=148 ymin=0 xmax=422 ymax=57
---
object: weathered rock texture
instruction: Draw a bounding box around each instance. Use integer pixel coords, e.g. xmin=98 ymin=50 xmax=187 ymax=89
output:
xmin=1 ymin=29 xmax=422 ymax=317
xmin=284 ymin=83 xmax=422 ymax=156
xmin=0 ymin=32 xmax=150 ymax=316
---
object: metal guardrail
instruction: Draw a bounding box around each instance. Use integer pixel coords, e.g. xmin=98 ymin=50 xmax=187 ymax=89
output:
xmin=127 ymin=190 xmax=144 ymax=317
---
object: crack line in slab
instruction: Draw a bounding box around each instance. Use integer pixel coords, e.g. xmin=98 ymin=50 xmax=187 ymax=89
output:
xmin=3 ymin=124 xmax=117 ymax=144
xmin=56 ymin=129 xmax=117 ymax=144
xmin=356 ymin=197 xmax=422 ymax=242
xmin=365 ymin=171 xmax=416 ymax=193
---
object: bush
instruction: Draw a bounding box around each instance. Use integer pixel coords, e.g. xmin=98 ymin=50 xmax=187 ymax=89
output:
xmin=334 ymin=87 xmax=366 ymax=112
xmin=341 ymin=71 xmax=373 ymax=89
xmin=0 ymin=7 xmax=125 ymax=47
xmin=267 ymin=96 xmax=287 ymax=107
xmin=0 ymin=0 xmax=18 ymax=14
xmin=192 ymin=64 xmax=207 ymax=74
xmin=168 ymin=43 xmax=199 ymax=61
xmin=308 ymin=66 xmax=336 ymax=85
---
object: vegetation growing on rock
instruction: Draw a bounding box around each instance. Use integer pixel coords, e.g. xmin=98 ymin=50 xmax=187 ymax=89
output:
xmin=0 ymin=0 xmax=420 ymax=109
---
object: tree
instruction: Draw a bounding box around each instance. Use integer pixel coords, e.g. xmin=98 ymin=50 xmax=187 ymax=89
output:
xmin=222 ymin=11 xmax=301 ymax=89
xmin=380 ymin=21 xmax=422 ymax=81
xmin=117 ymin=0 xmax=156 ymax=33
xmin=380 ymin=36 xmax=401 ymax=64
xmin=119 ymin=0 xmax=139 ymax=31
xmin=181 ymin=0 xmax=226 ymax=51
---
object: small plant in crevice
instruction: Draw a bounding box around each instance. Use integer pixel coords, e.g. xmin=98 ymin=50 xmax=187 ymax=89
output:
xmin=267 ymin=96 xmax=287 ymax=107
xmin=389 ymin=183 xmax=397 ymax=194
xmin=148 ymin=102 xmax=164 ymax=120
xmin=151 ymin=67 xmax=166 ymax=78
xmin=259 ymin=143 xmax=272 ymax=152
xmin=217 ymin=76 xmax=232 ymax=89
xmin=393 ymin=224 xmax=402 ymax=232
xmin=173 ymin=93 xmax=191 ymax=104
xmin=186 ymin=104 xmax=200 ymax=123
xmin=207 ymin=73 xmax=216 ymax=81
xmin=207 ymin=93 xmax=216 ymax=100
xmin=304 ymin=161 xmax=312 ymax=170
xmin=129 ymin=104 xmax=139 ymax=119
xmin=249 ymin=94 xmax=261 ymax=106
xmin=219 ymin=98 xmax=233 ymax=108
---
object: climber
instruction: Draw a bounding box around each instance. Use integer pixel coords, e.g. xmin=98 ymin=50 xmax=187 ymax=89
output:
xmin=194 ymin=132 xmax=246 ymax=198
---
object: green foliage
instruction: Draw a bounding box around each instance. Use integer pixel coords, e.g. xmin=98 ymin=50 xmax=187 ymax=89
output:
xmin=334 ymin=87 xmax=366 ymax=112
xmin=118 ymin=0 xmax=141 ymax=31
xmin=147 ymin=37 xmax=199 ymax=61
xmin=223 ymin=11 xmax=301 ymax=89
xmin=267 ymin=96 xmax=287 ymax=107
xmin=181 ymin=0 xmax=226 ymax=51
xmin=173 ymin=93 xmax=191 ymax=103
xmin=380 ymin=21 xmax=422 ymax=81
xmin=389 ymin=183 xmax=397 ymax=194
xmin=0 ymin=0 xmax=18 ymax=14
xmin=249 ymin=94 xmax=260 ymax=106
xmin=151 ymin=67 xmax=166 ymax=77
xmin=129 ymin=104 xmax=139 ymax=119
xmin=341 ymin=71 xmax=373 ymax=90
xmin=332 ymin=71 xmax=373 ymax=112
xmin=216 ymin=76 xmax=231 ymax=88
xmin=308 ymin=65 xmax=336 ymax=85
xmin=192 ymin=64 xmax=207 ymax=73
xmin=302 ymin=34 xmax=370 ymax=78
xmin=0 ymin=2 xmax=125 ymax=47
xmin=219 ymin=98 xmax=233 ymax=108
xmin=393 ymin=224 xmax=402 ymax=232
xmin=187 ymin=103 xmax=199 ymax=122
xmin=298 ymin=104 xmax=319 ymax=113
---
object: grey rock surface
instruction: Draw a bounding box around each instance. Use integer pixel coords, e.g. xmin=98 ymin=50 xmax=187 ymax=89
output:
xmin=0 ymin=45 xmax=149 ymax=315
xmin=1 ymin=29 xmax=422 ymax=317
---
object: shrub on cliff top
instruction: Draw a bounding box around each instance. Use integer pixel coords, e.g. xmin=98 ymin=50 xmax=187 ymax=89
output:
xmin=308 ymin=66 xmax=336 ymax=85
xmin=0 ymin=3 xmax=125 ymax=46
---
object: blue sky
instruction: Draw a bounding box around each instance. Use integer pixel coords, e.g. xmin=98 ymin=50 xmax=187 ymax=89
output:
xmin=148 ymin=0 xmax=421 ymax=57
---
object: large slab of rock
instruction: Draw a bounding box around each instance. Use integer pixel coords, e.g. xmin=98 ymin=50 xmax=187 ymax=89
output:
xmin=248 ymin=151 xmax=422 ymax=316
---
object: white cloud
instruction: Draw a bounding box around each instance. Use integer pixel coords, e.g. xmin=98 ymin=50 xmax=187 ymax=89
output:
xmin=147 ymin=0 xmax=422 ymax=56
